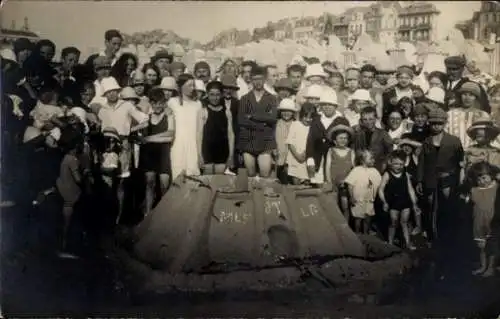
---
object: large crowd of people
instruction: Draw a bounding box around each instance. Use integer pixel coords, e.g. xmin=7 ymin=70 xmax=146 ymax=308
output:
xmin=2 ymin=28 xmax=500 ymax=279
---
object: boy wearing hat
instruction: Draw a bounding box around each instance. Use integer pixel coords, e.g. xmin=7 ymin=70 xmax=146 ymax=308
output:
xmin=416 ymin=108 xmax=464 ymax=243
xmin=274 ymin=78 xmax=296 ymax=101
xmin=90 ymin=77 xmax=148 ymax=222
xmin=237 ymin=65 xmax=279 ymax=178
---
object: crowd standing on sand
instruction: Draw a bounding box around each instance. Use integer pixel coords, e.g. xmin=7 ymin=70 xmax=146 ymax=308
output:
xmin=2 ymin=28 xmax=500 ymax=279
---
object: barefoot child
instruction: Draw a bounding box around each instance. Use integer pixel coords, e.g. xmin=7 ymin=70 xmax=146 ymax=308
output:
xmin=56 ymin=130 xmax=85 ymax=257
xmin=468 ymin=162 xmax=498 ymax=277
xmin=325 ymin=123 xmax=355 ymax=219
xmin=379 ymin=150 xmax=421 ymax=249
xmin=286 ymin=103 xmax=316 ymax=184
xmin=344 ymin=150 xmax=382 ymax=233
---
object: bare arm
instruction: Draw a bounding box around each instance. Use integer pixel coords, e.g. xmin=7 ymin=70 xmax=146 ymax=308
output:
xmin=69 ymin=157 xmax=82 ymax=184
xmin=196 ymin=107 xmax=205 ymax=159
xmin=378 ymin=172 xmax=390 ymax=205
xmin=407 ymin=173 xmax=418 ymax=206
xmin=325 ymin=148 xmax=332 ymax=184
xmin=288 ymin=144 xmax=305 ymax=163
xmin=226 ymin=107 xmax=235 ymax=163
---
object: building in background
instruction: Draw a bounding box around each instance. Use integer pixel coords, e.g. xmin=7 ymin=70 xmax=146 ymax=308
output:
xmin=205 ymin=28 xmax=251 ymax=49
xmin=0 ymin=17 xmax=39 ymax=45
xmin=344 ymin=6 xmax=369 ymax=45
xmin=273 ymin=18 xmax=293 ymax=41
xmin=397 ymin=2 xmax=440 ymax=42
xmin=293 ymin=16 xmax=320 ymax=44
xmin=456 ymin=2 xmax=500 ymax=43
xmin=332 ymin=15 xmax=349 ymax=46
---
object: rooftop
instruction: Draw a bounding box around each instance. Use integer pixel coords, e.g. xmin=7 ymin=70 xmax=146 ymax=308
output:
xmin=399 ymin=2 xmax=439 ymax=15
xmin=0 ymin=28 xmax=39 ymax=38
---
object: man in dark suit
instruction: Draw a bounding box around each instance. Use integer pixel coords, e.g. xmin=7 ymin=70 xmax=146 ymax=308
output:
xmin=351 ymin=106 xmax=393 ymax=173
xmin=444 ymin=55 xmax=490 ymax=113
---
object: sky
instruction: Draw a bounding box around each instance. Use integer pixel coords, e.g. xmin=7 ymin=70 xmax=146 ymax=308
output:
xmin=2 ymin=1 xmax=482 ymax=57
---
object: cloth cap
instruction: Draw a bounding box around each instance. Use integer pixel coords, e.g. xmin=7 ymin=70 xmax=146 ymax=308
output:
xmin=194 ymin=79 xmax=206 ymax=92
xmin=120 ymin=86 xmax=140 ymax=100
xmin=304 ymin=84 xmax=323 ymax=99
xmin=159 ymin=76 xmax=177 ymax=91
xmin=444 ymin=55 xmax=465 ymax=69
xmin=428 ymin=108 xmax=448 ymax=123
xmin=152 ymin=50 xmax=172 ymax=64
xmin=278 ymin=98 xmax=297 ymax=112
xmin=319 ymin=89 xmax=338 ymax=105
xmin=426 ymin=87 xmax=445 ymax=104
xmin=274 ymin=78 xmax=295 ymax=91
xmin=206 ymin=80 xmax=223 ymax=92
xmin=169 ymin=61 xmax=186 ymax=73
xmin=220 ymin=74 xmax=239 ymax=89
xmin=458 ymin=81 xmax=481 ymax=98
xmin=101 ymin=77 xmax=121 ymax=96
xmin=194 ymin=60 xmax=210 ymax=72
xmin=305 ymin=63 xmax=328 ymax=79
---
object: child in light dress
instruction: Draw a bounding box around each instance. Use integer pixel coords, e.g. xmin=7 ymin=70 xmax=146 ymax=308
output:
xmin=344 ymin=150 xmax=382 ymax=234
xmin=286 ymin=103 xmax=317 ymax=184
xmin=468 ymin=162 xmax=498 ymax=277
xmin=275 ymin=98 xmax=297 ymax=184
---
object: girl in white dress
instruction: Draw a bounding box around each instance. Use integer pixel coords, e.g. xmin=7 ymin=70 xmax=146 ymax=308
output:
xmin=168 ymin=74 xmax=203 ymax=179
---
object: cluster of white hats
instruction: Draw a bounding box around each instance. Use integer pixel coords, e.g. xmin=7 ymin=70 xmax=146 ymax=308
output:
xmin=347 ymin=89 xmax=375 ymax=104
xmin=100 ymin=75 xmax=182 ymax=99
xmin=303 ymin=84 xmax=340 ymax=105
xmin=304 ymin=64 xmax=328 ymax=80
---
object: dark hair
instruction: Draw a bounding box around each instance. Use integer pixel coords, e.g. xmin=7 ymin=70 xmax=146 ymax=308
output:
xmin=470 ymin=162 xmax=495 ymax=179
xmin=299 ymin=102 xmax=317 ymax=118
xmin=35 ymin=39 xmax=56 ymax=53
xmin=389 ymin=149 xmax=406 ymax=162
xmin=286 ymin=64 xmax=305 ymax=76
xmin=241 ymin=60 xmax=257 ymax=70
xmin=105 ymin=29 xmax=122 ymax=41
xmin=59 ymin=126 xmax=84 ymax=153
xmin=177 ymin=73 xmax=195 ymax=89
xmin=141 ymin=63 xmax=161 ymax=86
xmin=206 ymin=80 xmax=223 ymax=92
xmin=427 ymin=71 xmax=448 ymax=89
xmin=111 ymin=53 xmax=138 ymax=86
xmin=79 ymin=81 xmax=95 ymax=93
xmin=61 ymin=46 xmax=80 ymax=59
xmin=360 ymin=64 xmax=377 ymax=74
xmin=148 ymin=87 xmax=166 ymax=104
xmin=360 ymin=105 xmax=377 ymax=116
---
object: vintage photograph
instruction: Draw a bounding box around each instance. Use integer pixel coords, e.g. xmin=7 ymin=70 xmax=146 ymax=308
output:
xmin=1 ymin=0 xmax=500 ymax=316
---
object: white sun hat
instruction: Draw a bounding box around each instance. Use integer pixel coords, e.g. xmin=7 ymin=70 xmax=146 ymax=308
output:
xmin=305 ymin=63 xmax=328 ymax=79
xmin=304 ymin=84 xmax=324 ymax=99
xmin=159 ymin=76 xmax=177 ymax=91
xmin=278 ymin=98 xmax=297 ymax=112
xmin=426 ymin=87 xmax=445 ymax=104
xmin=194 ymin=79 xmax=206 ymax=93
xmin=101 ymin=77 xmax=122 ymax=97
xmin=347 ymin=89 xmax=375 ymax=104
xmin=319 ymin=89 xmax=339 ymax=105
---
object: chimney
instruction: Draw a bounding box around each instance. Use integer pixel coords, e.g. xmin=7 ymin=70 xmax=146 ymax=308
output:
xmin=22 ymin=17 xmax=29 ymax=31
xmin=10 ymin=20 xmax=16 ymax=30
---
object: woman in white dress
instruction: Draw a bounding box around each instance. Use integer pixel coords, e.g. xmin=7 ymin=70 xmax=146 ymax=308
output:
xmin=168 ymin=73 xmax=203 ymax=179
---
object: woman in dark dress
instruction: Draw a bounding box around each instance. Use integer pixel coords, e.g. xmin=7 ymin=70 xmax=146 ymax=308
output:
xmin=136 ymin=88 xmax=175 ymax=217
xmin=201 ymin=80 xmax=234 ymax=174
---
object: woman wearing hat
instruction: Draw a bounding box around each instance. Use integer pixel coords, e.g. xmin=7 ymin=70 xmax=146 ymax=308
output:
xmin=446 ymin=81 xmax=489 ymax=149
xmin=200 ymin=80 xmax=234 ymax=175
xmin=464 ymin=116 xmax=500 ymax=175
xmin=151 ymin=50 xmax=173 ymax=78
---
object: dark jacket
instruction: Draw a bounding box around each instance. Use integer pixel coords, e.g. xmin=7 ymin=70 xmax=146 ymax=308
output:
xmin=417 ymin=132 xmax=464 ymax=190
xmin=351 ymin=125 xmax=393 ymax=172
xmin=305 ymin=115 xmax=347 ymax=172
xmin=237 ymin=90 xmax=278 ymax=154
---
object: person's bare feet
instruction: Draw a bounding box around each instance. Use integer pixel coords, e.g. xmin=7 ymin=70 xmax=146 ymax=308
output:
xmin=472 ymin=267 xmax=486 ymax=275
xmin=482 ymin=268 xmax=495 ymax=277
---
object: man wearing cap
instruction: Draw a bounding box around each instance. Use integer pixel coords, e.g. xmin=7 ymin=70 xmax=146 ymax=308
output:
xmin=444 ymin=55 xmax=490 ymax=113
xmin=416 ymin=107 xmax=464 ymax=243
xmin=274 ymin=78 xmax=296 ymax=101
xmin=85 ymin=29 xmax=123 ymax=68
xmin=360 ymin=64 xmax=384 ymax=121
xmin=194 ymin=61 xmax=212 ymax=85
xmin=151 ymin=50 xmax=173 ymax=78
xmin=237 ymin=65 xmax=278 ymax=178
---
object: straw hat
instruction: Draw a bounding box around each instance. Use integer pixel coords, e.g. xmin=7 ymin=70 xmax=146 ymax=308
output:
xmin=347 ymin=89 xmax=375 ymax=104
xmin=398 ymin=138 xmax=422 ymax=148
xmin=304 ymin=84 xmax=323 ymax=99
xmin=426 ymin=87 xmax=445 ymax=104
xmin=305 ymin=63 xmax=328 ymax=79
xmin=327 ymin=124 xmax=354 ymax=141
xmin=159 ymin=76 xmax=177 ymax=91
xmin=101 ymin=77 xmax=122 ymax=96
xmin=120 ymin=86 xmax=140 ymax=101
xmin=102 ymin=127 xmax=120 ymax=141
xmin=318 ymin=89 xmax=338 ymax=106
xmin=194 ymin=79 xmax=206 ymax=93
xmin=278 ymin=98 xmax=297 ymax=112
xmin=466 ymin=115 xmax=500 ymax=140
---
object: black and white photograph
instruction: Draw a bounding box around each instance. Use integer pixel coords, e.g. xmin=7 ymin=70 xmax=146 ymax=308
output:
xmin=1 ymin=0 xmax=500 ymax=316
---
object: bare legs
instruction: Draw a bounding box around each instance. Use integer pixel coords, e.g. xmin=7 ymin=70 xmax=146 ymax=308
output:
xmin=243 ymin=152 xmax=273 ymax=177
xmin=144 ymin=172 xmax=170 ymax=217
xmin=388 ymin=208 xmax=413 ymax=249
